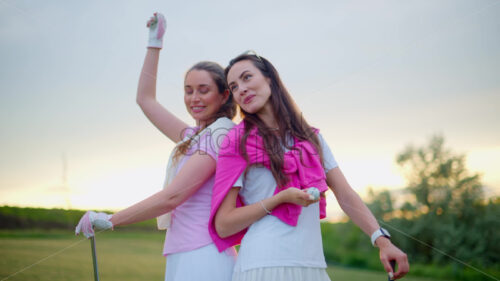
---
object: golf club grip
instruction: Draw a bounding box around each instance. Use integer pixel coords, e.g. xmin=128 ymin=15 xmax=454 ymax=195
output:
xmin=388 ymin=260 xmax=396 ymax=281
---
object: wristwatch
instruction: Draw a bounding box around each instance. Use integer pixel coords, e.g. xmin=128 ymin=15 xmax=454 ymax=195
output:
xmin=371 ymin=227 xmax=391 ymax=246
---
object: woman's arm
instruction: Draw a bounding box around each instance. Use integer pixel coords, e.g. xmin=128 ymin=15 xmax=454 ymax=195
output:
xmin=110 ymin=151 xmax=216 ymax=227
xmin=215 ymin=186 xmax=316 ymax=238
xmin=327 ymin=167 xmax=379 ymax=235
xmin=137 ymin=13 xmax=189 ymax=143
xmin=327 ymin=167 xmax=409 ymax=279
xmin=137 ymin=48 xmax=189 ymax=143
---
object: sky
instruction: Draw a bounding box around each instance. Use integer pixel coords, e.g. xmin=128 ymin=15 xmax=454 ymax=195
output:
xmin=1 ymin=0 xmax=499 ymax=220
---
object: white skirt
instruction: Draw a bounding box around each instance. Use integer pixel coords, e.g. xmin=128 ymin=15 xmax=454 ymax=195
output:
xmin=165 ymin=243 xmax=237 ymax=281
xmin=232 ymin=266 xmax=331 ymax=281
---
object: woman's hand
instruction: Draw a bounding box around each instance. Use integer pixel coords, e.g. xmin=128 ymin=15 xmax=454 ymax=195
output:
xmin=75 ymin=211 xmax=113 ymax=238
xmin=376 ymin=238 xmax=409 ymax=280
xmin=277 ymin=187 xmax=320 ymax=207
xmin=147 ymin=12 xmax=166 ymax=49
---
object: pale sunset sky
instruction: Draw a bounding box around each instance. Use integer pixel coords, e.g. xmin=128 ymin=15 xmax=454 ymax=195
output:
xmin=1 ymin=0 xmax=499 ymax=220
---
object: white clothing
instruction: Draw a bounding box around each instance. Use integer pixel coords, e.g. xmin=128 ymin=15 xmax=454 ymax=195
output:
xmin=159 ymin=117 xmax=236 ymax=281
xmin=232 ymin=266 xmax=331 ymax=281
xmin=233 ymin=133 xmax=337 ymax=277
xmin=165 ymin=244 xmax=237 ymax=281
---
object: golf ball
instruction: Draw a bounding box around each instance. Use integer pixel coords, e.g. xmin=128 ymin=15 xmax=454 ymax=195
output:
xmin=307 ymin=187 xmax=320 ymax=200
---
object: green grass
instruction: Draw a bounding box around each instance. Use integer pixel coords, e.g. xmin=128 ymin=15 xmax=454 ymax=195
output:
xmin=326 ymin=266 xmax=452 ymax=281
xmin=1 ymin=230 xmax=451 ymax=281
xmin=1 ymin=230 xmax=165 ymax=281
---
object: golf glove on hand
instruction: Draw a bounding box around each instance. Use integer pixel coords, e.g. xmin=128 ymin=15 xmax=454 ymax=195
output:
xmin=75 ymin=211 xmax=113 ymax=238
xmin=147 ymin=12 xmax=166 ymax=49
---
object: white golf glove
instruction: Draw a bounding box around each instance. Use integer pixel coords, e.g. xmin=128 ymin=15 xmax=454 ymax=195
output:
xmin=147 ymin=12 xmax=166 ymax=49
xmin=75 ymin=211 xmax=113 ymax=238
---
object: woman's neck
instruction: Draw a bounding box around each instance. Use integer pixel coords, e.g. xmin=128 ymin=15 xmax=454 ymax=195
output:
xmin=196 ymin=116 xmax=216 ymax=130
xmin=256 ymin=102 xmax=278 ymax=129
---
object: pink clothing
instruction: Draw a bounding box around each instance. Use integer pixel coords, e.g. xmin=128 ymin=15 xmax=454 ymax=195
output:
xmin=163 ymin=119 xmax=233 ymax=256
xmin=208 ymin=122 xmax=329 ymax=252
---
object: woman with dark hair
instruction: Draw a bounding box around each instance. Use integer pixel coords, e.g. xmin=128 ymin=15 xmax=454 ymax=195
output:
xmin=75 ymin=13 xmax=237 ymax=281
xmin=209 ymin=53 xmax=409 ymax=281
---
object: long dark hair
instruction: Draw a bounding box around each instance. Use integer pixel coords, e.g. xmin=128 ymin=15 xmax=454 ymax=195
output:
xmin=225 ymin=54 xmax=323 ymax=187
xmin=174 ymin=61 xmax=237 ymax=161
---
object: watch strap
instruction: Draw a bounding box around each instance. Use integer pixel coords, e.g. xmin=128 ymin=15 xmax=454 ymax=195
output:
xmin=371 ymin=227 xmax=391 ymax=246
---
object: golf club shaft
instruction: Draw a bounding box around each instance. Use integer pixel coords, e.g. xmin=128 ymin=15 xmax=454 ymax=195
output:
xmin=90 ymin=236 xmax=100 ymax=281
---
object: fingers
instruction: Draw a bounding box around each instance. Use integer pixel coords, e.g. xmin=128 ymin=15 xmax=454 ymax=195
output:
xmin=300 ymin=194 xmax=319 ymax=207
xmin=146 ymin=12 xmax=158 ymax=27
xmin=75 ymin=211 xmax=94 ymax=238
xmin=156 ymin=13 xmax=166 ymax=38
xmin=281 ymin=188 xmax=322 ymax=207
xmin=306 ymin=187 xmax=320 ymax=200
xmin=379 ymin=244 xmax=409 ymax=280
xmin=295 ymin=190 xmax=311 ymax=206
xmin=146 ymin=16 xmax=156 ymax=27
xmin=301 ymin=189 xmax=320 ymax=206
xmin=380 ymin=257 xmax=394 ymax=276
xmin=75 ymin=220 xmax=82 ymax=235
xmin=83 ymin=212 xmax=95 ymax=238
xmin=394 ymin=255 xmax=409 ymax=279
xmin=146 ymin=12 xmax=166 ymax=28
xmin=75 ymin=211 xmax=88 ymax=235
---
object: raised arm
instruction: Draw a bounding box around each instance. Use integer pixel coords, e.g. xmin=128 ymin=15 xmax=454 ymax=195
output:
xmin=326 ymin=167 xmax=409 ymax=279
xmin=215 ymin=185 xmax=317 ymax=238
xmin=137 ymin=13 xmax=188 ymax=143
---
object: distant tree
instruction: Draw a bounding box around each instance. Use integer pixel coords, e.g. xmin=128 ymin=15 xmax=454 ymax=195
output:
xmin=336 ymin=135 xmax=499 ymax=279
xmin=392 ymin=135 xmax=499 ymax=269
xmin=396 ymin=135 xmax=483 ymax=217
xmin=366 ymin=188 xmax=394 ymax=220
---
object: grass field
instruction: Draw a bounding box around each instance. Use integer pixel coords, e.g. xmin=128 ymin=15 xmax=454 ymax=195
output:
xmin=0 ymin=230 xmax=450 ymax=281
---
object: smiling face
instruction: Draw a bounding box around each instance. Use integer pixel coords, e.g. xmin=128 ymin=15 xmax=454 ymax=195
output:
xmin=227 ymin=60 xmax=272 ymax=116
xmin=184 ymin=69 xmax=228 ymax=127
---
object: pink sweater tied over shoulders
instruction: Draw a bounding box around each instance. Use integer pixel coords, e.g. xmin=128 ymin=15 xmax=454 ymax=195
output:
xmin=208 ymin=122 xmax=328 ymax=252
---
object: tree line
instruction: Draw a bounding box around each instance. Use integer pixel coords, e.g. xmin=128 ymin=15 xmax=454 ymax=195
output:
xmin=321 ymin=135 xmax=499 ymax=281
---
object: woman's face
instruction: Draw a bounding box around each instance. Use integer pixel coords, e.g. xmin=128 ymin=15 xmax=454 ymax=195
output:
xmin=227 ymin=60 xmax=272 ymax=115
xmin=184 ymin=70 xmax=228 ymax=125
